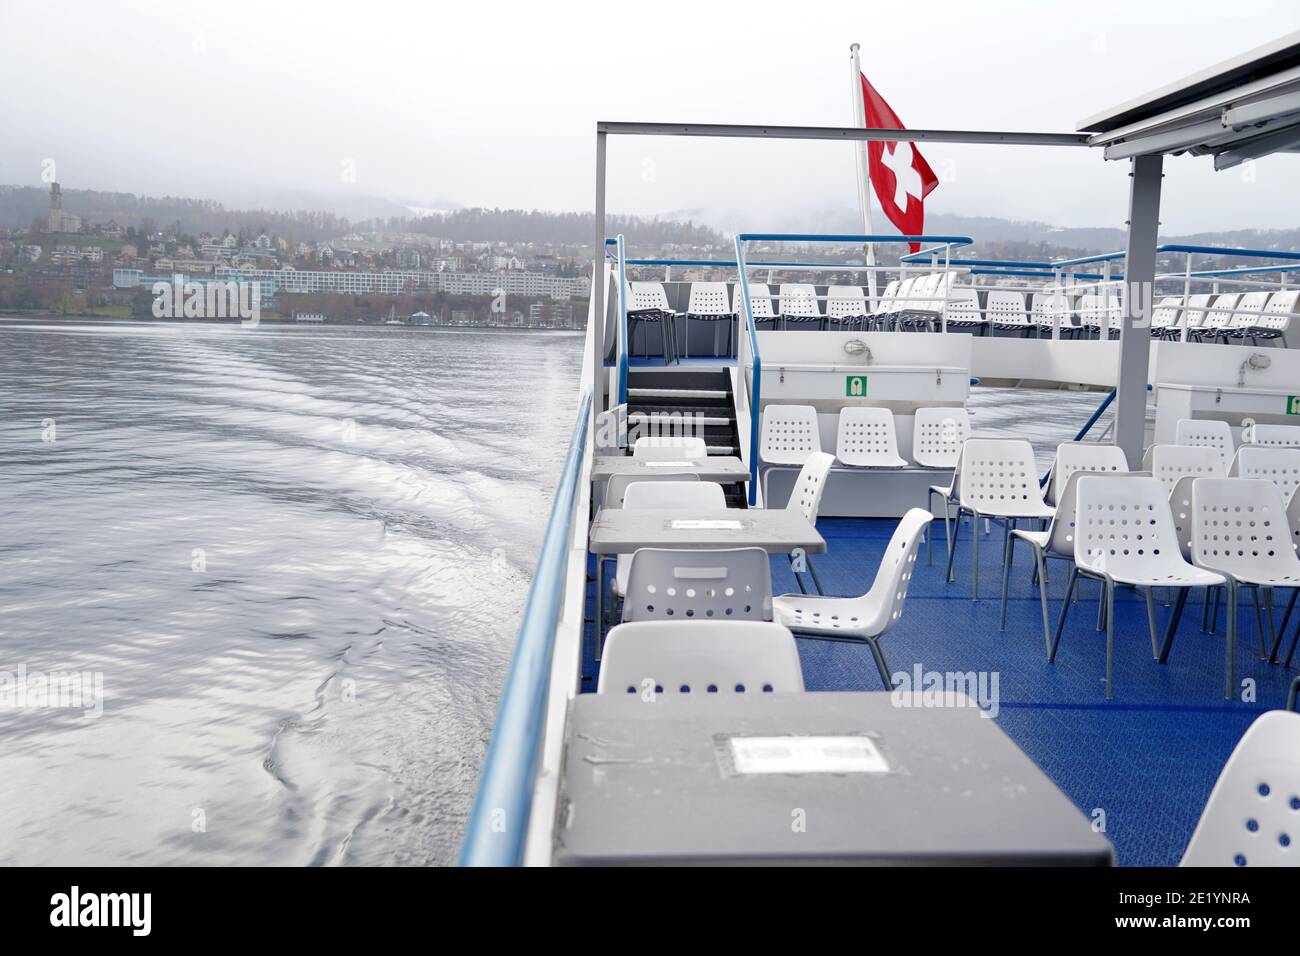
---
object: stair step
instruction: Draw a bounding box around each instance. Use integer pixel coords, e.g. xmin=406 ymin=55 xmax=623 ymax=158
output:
xmin=628 ymin=387 xmax=728 ymax=400
xmin=629 ymin=412 xmax=732 ymax=427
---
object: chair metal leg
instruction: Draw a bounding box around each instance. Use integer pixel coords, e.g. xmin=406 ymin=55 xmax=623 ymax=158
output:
xmin=1225 ymin=581 xmax=1238 ymax=700
xmin=1049 ymin=567 xmax=1080 ymax=663
xmin=1096 ymin=578 xmax=1107 ymax=631
xmin=594 ymin=554 xmax=606 ymax=662
xmin=999 ymin=521 xmax=1016 ymax=632
xmin=868 ymin=639 xmax=893 ymax=690
xmin=1033 ymin=548 xmax=1052 ymax=657
xmin=1252 ymin=587 xmax=1269 ymax=657
xmin=1145 ymin=588 xmax=1161 ymax=659
xmin=1284 ymin=613 xmax=1300 ymax=669
xmin=1104 ymin=577 xmax=1116 ymax=700
xmin=806 ymin=555 xmax=825 ymax=596
xmin=945 ymin=508 xmax=963 ymax=584
xmin=1157 ymin=586 xmax=1191 ymax=663
xmin=1271 ymin=587 xmax=1299 ymax=663
xmin=1263 ymin=588 xmax=1277 ymax=661
xmin=971 ymin=509 xmax=980 ymax=602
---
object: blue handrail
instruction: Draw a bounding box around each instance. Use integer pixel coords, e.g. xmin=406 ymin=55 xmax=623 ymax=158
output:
xmin=459 ymin=390 xmax=592 ymax=867
xmin=1039 ymin=383 xmax=1152 ymax=486
xmin=738 ymin=233 xmax=974 ymax=246
xmin=614 ymin=235 xmax=630 ymax=408
xmin=1156 ymin=244 xmax=1300 ymax=261
xmin=733 ymin=236 xmax=763 ymax=506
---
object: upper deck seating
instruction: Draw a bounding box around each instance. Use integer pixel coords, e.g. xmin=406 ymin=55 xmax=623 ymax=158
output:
xmin=1181 ymin=293 xmax=1214 ymax=341
xmin=1256 ymin=289 xmax=1298 ymax=347
xmin=1031 ymin=290 xmax=1075 ymax=339
xmin=683 ymin=281 xmax=735 ymax=357
xmin=628 ymin=281 xmax=680 ymax=363
xmin=779 ymin=283 xmax=824 ymax=330
xmin=740 ymin=282 xmax=780 ymax=331
xmin=987 ymin=290 xmax=1033 ymax=336
xmin=773 ymin=508 xmax=931 ymax=688
xmin=941 ymin=285 xmax=985 ymax=333
xmin=597 ymin=620 xmax=804 ymax=695
xmin=826 ymin=285 xmax=870 ymax=331
xmin=1150 ymin=296 xmax=1182 ymax=339
xmin=1203 ymin=293 xmax=1243 ymax=344
xmin=1223 ymin=291 xmax=1273 ymax=344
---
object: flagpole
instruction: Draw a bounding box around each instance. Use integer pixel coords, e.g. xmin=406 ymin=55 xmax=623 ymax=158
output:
xmin=849 ymin=42 xmax=879 ymax=311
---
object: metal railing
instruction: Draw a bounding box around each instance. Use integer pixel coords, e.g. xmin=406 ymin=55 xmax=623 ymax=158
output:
xmin=458 ymin=390 xmax=592 ymax=867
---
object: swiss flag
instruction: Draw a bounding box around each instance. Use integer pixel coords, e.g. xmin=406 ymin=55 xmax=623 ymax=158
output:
xmin=861 ymin=73 xmax=939 ymax=252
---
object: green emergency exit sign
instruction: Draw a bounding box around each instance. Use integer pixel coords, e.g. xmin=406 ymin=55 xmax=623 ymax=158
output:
xmin=1288 ymin=395 xmax=1300 ymax=415
xmin=845 ymin=375 xmax=868 ymax=398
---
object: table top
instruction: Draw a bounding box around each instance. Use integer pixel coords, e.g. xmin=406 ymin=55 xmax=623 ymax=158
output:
xmin=590 ymin=455 xmax=749 ymax=482
xmin=589 ymin=508 xmax=825 ymax=556
xmin=554 ymin=692 xmax=1114 ymax=866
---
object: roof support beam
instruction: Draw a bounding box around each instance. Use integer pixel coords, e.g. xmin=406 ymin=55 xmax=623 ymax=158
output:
xmin=596 ymin=121 xmax=1089 ymax=148
xmin=1114 ymin=154 xmax=1164 ymax=467
xmin=591 ymin=131 xmax=607 ymax=435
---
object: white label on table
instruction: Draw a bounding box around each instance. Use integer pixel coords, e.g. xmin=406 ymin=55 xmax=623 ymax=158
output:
xmin=728 ymin=735 xmax=889 ymax=775
xmin=671 ymin=519 xmax=743 ymax=530
xmin=642 ymin=461 xmax=695 ymax=468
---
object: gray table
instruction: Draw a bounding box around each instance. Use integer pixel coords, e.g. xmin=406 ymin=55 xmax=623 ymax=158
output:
xmin=590 ymin=455 xmax=749 ymax=484
xmin=589 ymin=508 xmax=825 ymax=654
xmin=554 ymin=692 xmax=1114 ymax=866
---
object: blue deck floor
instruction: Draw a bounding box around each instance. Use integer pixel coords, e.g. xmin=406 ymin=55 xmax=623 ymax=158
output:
xmin=580 ymin=515 xmax=1299 ymax=867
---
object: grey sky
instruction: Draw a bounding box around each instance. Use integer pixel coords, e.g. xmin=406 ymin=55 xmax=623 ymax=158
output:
xmin=2 ymin=0 xmax=1297 ymax=233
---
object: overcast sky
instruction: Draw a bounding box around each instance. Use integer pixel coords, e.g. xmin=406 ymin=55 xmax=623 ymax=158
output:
xmin=2 ymin=0 xmax=1298 ymax=233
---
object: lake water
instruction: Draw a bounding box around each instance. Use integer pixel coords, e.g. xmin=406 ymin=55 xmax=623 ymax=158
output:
xmin=0 ymin=317 xmax=1111 ymax=866
xmin=0 ymin=319 xmax=584 ymax=865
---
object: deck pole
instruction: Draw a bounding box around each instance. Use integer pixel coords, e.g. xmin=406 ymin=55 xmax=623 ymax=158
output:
xmin=1114 ymin=153 xmax=1163 ymax=466
xmin=592 ymin=131 xmax=608 ymax=436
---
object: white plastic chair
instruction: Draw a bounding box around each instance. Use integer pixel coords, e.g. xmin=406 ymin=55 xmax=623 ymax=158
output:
xmin=885 ymin=276 xmax=915 ymax=329
xmin=684 ymin=281 xmax=735 ymax=357
xmin=1046 ymin=441 xmax=1129 ymax=507
xmin=1190 ymin=478 xmax=1300 ymax=668
xmin=1007 ymin=470 xmax=1146 ymax=656
xmin=628 ymin=281 xmax=679 ymax=363
xmin=1256 ymin=289 xmax=1298 ymax=347
xmin=1032 ymin=291 xmax=1074 ymax=338
xmin=835 ymin=407 xmax=906 ymax=468
xmin=1180 ymin=710 xmax=1300 ymax=866
xmin=941 ymin=285 xmax=985 ymax=333
xmin=759 ymin=404 xmax=822 ymax=507
xmin=605 ymin=471 xmax=700 ymax=511
xmin=633 ymin=435 xmax=707 ymax=461
xmin=945 ymin=438 xmax=1055 ymax=601
xmin=1234 ymin=446 xmax=1300 ymax=504
xmin=773 ymin=508 xmax=932 ymax=688
xmin=1056 ymin=475 xmax=1226 ymax=699
xmin=1203 ymin=293 xmax=1243 ymax=343
xmin=1150 ymin=443 xmax=1226 ymax=497
xmin=1150 ymin=296 xmax=1182 ymax=340
xmin=916 ymin=407 xmax=972 ymax=565
xmin=611 ymin=479 xmax=721 ymax=597
xmin=779 ymin=283 xmax=823 ymax=330
xmin=1224 ymin=291 xmax=1273 ymax=343
xmin=1176 ymin=418 xmax=1235 ymax=472
xmin=1181 ymin=293 xmax=1213 ymax=341
xmin=784 ymin=451 xmax=836 ymax=595
xmin=741 ymin=282 xmax=780 ymax=330
xmin=621 ymin=547 xmax=773 ymax=623
xmin=826 ymin=285 xmax=869 ymax=331
xmin=1246 ymin=424 xmax=1300 ymax=449
xmin=597 ymin=620 xmax=804 ymax=695
xmin=987 ymin=290 xmax=1032 ymax=336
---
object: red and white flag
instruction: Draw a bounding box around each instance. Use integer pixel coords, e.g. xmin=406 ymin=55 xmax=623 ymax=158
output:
xmin=860 ymin=73 xmax=939 ymax=252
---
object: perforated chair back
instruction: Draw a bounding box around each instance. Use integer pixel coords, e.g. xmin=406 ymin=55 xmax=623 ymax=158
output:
xmin=1290 ymin=485 xmax=1300 ymax=554
xmin=633 ymin=435 xmax=707 ymax=461
xmin=1181 ymin=293 xmax=1213 ymax=333
xmin=1151 ymin=443 xmax=1226 ymax=496
xmin=1191 ymin=478 xmax=1300 ymax=585
xmin=943 ymin=286 xmax=984 ymax=327
xmin=1247 ymin=424 xmax=1300 ymax=448
xmin=1078 ymin=292 xmax=1104 ymax=332
xmin=786 ymin=451 xmax=836 ymax=524
xmin=597 ymin=620 xmax=804 ymax=695
xmin=957 ymin=439 xmax=1045 ymax=517
xmin=986 ymin=290 xmax=1030 ymax=327
xmin=629 ymin=281 xmax=673 ymax=313
xmin=744 ymin=283 xmax=779 ymax=321
xmin=1205 ymin=293 xmax=1242 ymax=333
xmin=912 ymin=407 xmax=971 ymax=468
xmin=1180 ymin=710 xmax=1300 ymax=866
xmin=1259 ymin=290 xmax=1299 ymax=336
xmin=835 ymin=407 xmax=906 ymax=467
xmin=760 ymin=404 xmax=822 ymax=465
xmin=606 ymin=472 xmax=701 ymax=510
xmin=1048 ymin=441 xmax=1129 ymax=506
xmin=1151 ymin=296 xmax=1181 ymax=334
xmin=1072 ymin=475 xmax=1186 ymax=580
xmin=1176 ymin=418 xmax=1234 ymax=472
xmin=1231 ymin=291 xmax=1272 ymax=333
xmin=890 ymin=276 xmax=917 ymax=315
xmin=878 ymin=279 xmax=900 ymax=314
xmin=621 ymin=548 xmax=774 ymax=623
xmin=685 ymin=282 xmax=731 ymax=316
xmin=1233 ymin=446 xmax=1300 ymax=506
xmin=779 ymin=283 xmax=821 ymax=322
xmin=827 ymin=285 xmax=868 ymax=322
xmin=1169 ymin=474 xmax=1198 ymax=560
xmin=1047 ymin=469 xmax=1148 ymax=558
xmin=1031 ymin=291 xmax=1071 ymax=333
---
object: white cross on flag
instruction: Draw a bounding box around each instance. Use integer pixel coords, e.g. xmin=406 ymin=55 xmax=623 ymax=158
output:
xmin=861 ymin=73 xmax=939 ymax=252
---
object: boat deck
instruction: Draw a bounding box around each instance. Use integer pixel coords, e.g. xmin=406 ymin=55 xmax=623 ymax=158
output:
xmin=580 ymin=515 xmax=1297 ymax=867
